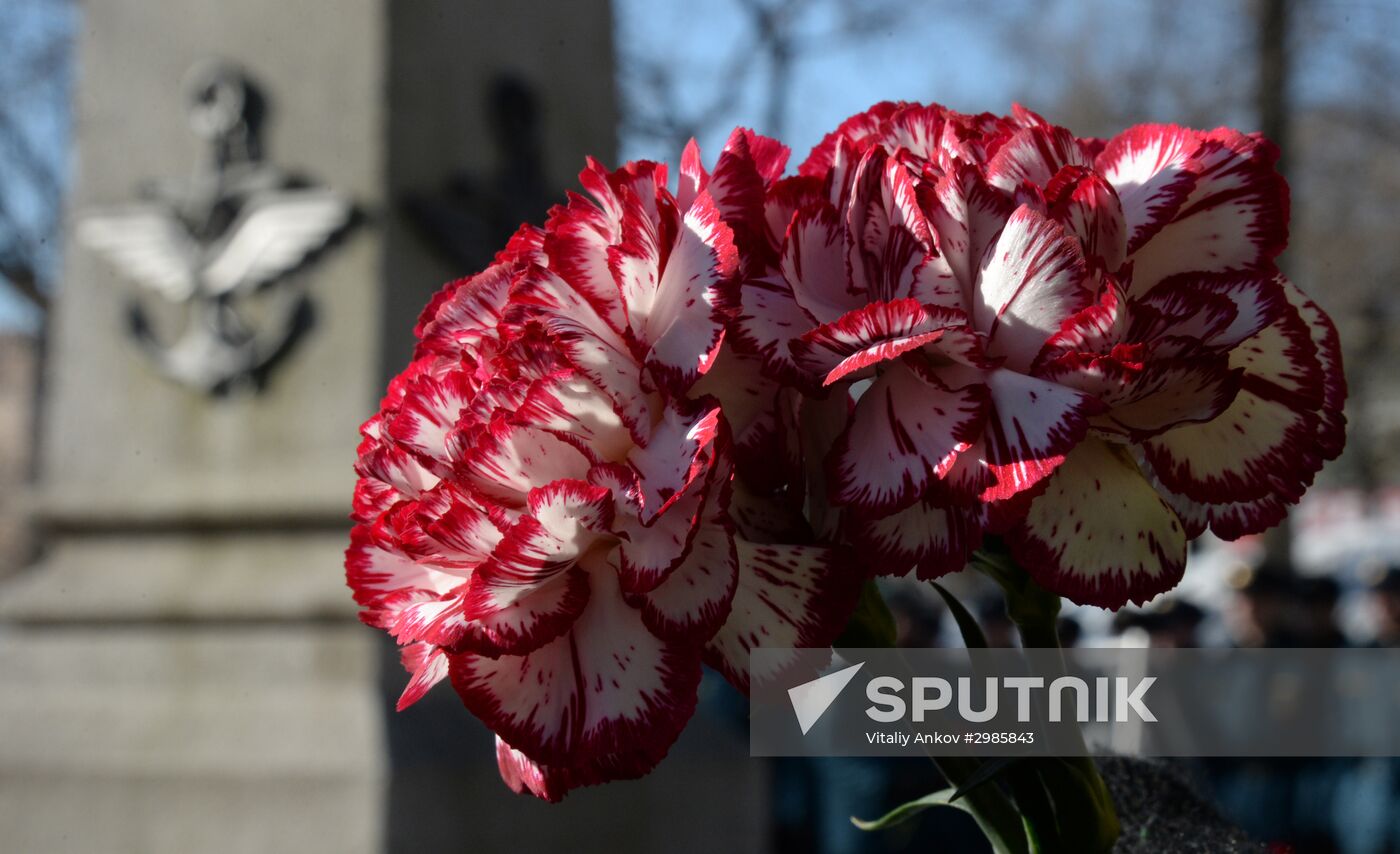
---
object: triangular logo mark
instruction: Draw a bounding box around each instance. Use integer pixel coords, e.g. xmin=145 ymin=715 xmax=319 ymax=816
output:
xmin=788 ymin=661 xmax=864 ymax=735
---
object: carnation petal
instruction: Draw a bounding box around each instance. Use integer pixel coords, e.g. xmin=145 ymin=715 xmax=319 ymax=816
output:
xmin=791 ymin=299 xmax=956 ymax=385
xmin=704 ymin=540 xmax=863 ymax=693
xmin=849 ymin=498 xmax=981 ymax=579
xmin=829 ymin=359 xmax=987 ymax=512
xmin=1279 ymin=276 xmax=1347 ymax=460
xmin=636 ymin=494 xmax=738 ymax=642
xmin=986 ymin=124 xmax=1091 ymax=193
xmin=975 ymin=205 xmax=1093 ymax=372
xmin=450 ymin=566 xmax=702 ymax=768
xmin=1010 ymin=438 xmax=1186 ymax=609
xmin=1143 ymin=301 xmax=1323 ymax=503
xmin=396 ymin=644 xmax=449 ymax=711
xmin=1127 ymin=130 xmax=1288 ymax=294
xmin=1095 ymin=124 xmax=1200 ymax=254
xmin=978 ymin=367 xmax=1100 ymax=500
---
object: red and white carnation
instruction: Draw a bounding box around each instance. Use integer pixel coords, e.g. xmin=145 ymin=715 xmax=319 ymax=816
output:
xmin=350 ymin=100 xmax=1346 ymax=803
xmin=734 ymin=101 xmax=1345 ymax=608
xmin=347 ymin=133 xmax=860 ymax=801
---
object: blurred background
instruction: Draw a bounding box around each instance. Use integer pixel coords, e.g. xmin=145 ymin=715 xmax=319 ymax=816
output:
xmin=0 ymin=1 xmax=1395 ymax=852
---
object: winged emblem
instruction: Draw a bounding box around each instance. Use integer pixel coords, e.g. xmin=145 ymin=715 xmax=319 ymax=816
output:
xmin=77 ymin=61 xmax=353 ymax=392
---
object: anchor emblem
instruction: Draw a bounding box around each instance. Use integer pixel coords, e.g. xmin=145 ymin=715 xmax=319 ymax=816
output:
xmin=77 ymin=61 xmax=354 ymax=393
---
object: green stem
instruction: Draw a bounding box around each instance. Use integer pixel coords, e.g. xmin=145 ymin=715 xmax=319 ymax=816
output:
xmin=972 ymin=539 xmax=1122 ymax=854
xmin=933 ymin=756 xmax=1032 ymax=854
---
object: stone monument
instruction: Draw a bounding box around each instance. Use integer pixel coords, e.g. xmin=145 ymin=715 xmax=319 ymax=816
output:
xmin=0 ymin=2 xmax=621 ymax=852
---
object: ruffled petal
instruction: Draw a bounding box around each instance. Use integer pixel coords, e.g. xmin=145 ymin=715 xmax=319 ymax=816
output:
xmin=977 ymin=367 xmax=1102 ymax=501
xmin=849 ymin=498 xmax=981 ymax=579
xmin=1127 ymin=130 xmax=1288 ymax=294
xmin=387 ymin=371 xmax=476 ymax=466
xmin=781 ymin=202 xmax=859 ymax=323
xmin=1045 ymin=166 xmax=1128 ymax=272
xmin=1096 ymin=360 xmax=1242 ymax=440
xmin=626 ymin=400 xmax=722 ymax=522
xmin=1143 ymin=300 xmax=1323 ymax=503
xmin=791 ymin=299 xmax=957 ymax=385
xmin=511 ymin=265 xmax=654 ymax=441
xmin=845 ymin=149 xmax=934 ymax=303
xmin=635 ymin=489 xmax=738 ymax=643
xmin=494 ymin=736 xmax=671 ymax=803
xmin=1095 ymin=124 xmax=1200 ymax=254
xmin=1010 ymin=437 xmax=1187 ymax=609
xmin=1279 ymin=276 xmax=1347 ymax=460
xmin=704 ymin=540 xmax=863 ymax=693
xmin=452 ymin=419 xmax=593 ymax=506
xmin=985 ymin=123 xmax=1091 ymax=193
xmin=828 ymin=359 xmax=988 ymax=512
xmin=732 ymin=274 xmax=815 ymax=386
xmin=450 ymin=566 xmax=701 ymax=768
xmin=639 ymin=192 xmax=737 ymax=391
xmin=974 ymin=205 xmax=1093 ymax=372
xmin=923 ymin=162 xmax=1014 ymax=306
xmin=396 ymin=644 xmax=450 ymax=711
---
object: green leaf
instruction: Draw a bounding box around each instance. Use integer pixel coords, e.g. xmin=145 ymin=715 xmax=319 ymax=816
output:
xmin=835 ymin=580 xmax=897 ymax=648
xmin=851 ymin=788 xmax=967 ymax=831
xmin=949 ymin=756 xmax=1022 ymax=802
xmin=930 ymin=581 xmax=988 ymax=649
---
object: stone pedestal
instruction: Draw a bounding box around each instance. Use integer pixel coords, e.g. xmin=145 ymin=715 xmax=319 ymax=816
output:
xmin=0 ymin=2 xmax=615 ymax=852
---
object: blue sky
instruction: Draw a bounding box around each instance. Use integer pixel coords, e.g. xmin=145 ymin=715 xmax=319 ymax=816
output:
xmin=3 ymin=0 xmax=1393 ymax=331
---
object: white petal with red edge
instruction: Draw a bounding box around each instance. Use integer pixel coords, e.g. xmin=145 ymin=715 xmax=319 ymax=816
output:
xmin=515 ymin=372 xmax=633 ymax=463
xmin=543 ymin=197 xmax=628 ymax=334
xmin=846 ymin=150 xmax=933 ymax=303
xmin=829 ymin=359 xmax=987 ymax=512
xmin=590 ymin=462 xmax=705 ymax=594
xmin=1154 ymin=474 xmax=1294 ymax=541
xmin=975 ymin=206 xmax=1093 ymax=372
xmin=1035 ymin=284 xmax=1127 ymax=369
xmin=422 ymin=493 xmax=505 ymax=566
xmin=733 ymin=274 xmax=816 ymax=385
xmin=925 ymin=162 xmax=1015 ymax=306
xmin=1095 ymin=124 xmax=1200 ymax=254
xmin=396 ymin=643 xmax=449 ymax=711
xmin=454 ymin=420 xmax=593 ymax=506
xmin=512 ymin=265 xmax=654 ymax=440
xmin=791 ymin=299 xmax=956 ymax=385
xmin=1143 ymin=302 xmax=1322 ymax=503
xmin=454 ymin=568 xmax=591 ymax=655
xmin=636 ymin=501 xmax=738 ymax=643
xmin=346 ymin=524 xmax=459 ymax=611
xmin=387 ymin=371 xmax=476 ymax=464
xmin=850 ymin=498 xmax=980 ymax=579
xmin=977 ymin=366 xmax=1101 ymax=501
xmin=418 ymin=259 xmax=519 ymax=349
xmin=1127 ymin=130 xmax=1288 ymax=294
xmin=355 ymin=442 xmax=440 ymax=500
xmin=781 ymin=203 xmax=857 ymax=324
xmin=704 ymin=539 xmax=863 ymax=693
xmin=626 ymin=401 xmax=721 ymax=523
xmin=1279 ymin=276 xmax=1347 ymax=459
xmin=450 ymin=564 xmax=701 ymax=767
xmin=1097 ymin=360 xmax=1241 ymax=440
xmin=1046 ymin=167 xmax=1128 ymax=272
xmin=986 ymin=124 xmax=1091 ymax=193
xmin=638 ymin=192 xmax=736 ymax=391
xmin=1137 ymin=272 xmax=1285 ymax=351
xmin=1010 ymin=437 xmax=1186 ymax=609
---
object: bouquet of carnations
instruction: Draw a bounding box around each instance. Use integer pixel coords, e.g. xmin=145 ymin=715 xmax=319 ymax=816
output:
xmin=346 ymin=101 xmax=1344 ymax=849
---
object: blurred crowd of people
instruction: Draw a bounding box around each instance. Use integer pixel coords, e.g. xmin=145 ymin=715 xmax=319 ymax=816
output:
xmin=759 ymin=561 xmax=1400 ymax=854
xmin=1091 ymin=563 xmax=1400 ymax=854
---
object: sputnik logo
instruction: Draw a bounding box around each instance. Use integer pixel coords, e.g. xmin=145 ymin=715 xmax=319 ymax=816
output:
xmin=788 ymin=661 xmax=865 ymax=735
